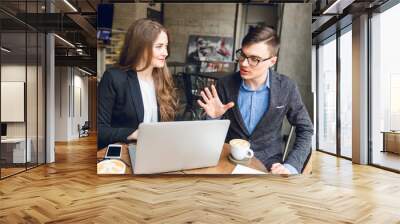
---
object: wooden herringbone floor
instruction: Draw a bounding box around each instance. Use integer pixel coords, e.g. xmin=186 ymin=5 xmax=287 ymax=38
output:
xmin=1 ymin=135 xmax=400 ymax=223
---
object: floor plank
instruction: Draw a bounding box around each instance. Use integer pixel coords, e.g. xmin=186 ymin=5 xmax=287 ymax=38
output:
xmin=1 ymin=135 xmax=400 ymax=223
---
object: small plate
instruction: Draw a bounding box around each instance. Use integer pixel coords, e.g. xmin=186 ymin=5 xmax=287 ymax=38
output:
xmin=97 ymin=159 xmax=126 ymax=174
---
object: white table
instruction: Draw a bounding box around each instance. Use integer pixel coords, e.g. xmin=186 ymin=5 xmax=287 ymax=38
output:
xmin=1 ymin=138 xmax=32 ymax=163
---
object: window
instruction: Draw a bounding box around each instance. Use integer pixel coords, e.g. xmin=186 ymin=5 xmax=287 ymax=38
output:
xmin=0 ymin=1 xmax=47 ymax=179
xmin=317 ymin=36 xmax=337 ymax=154
xmin=370 ymin=2 xmax=400 ymax=171
xmin=339 ymin=28 xmax=352 ymax=158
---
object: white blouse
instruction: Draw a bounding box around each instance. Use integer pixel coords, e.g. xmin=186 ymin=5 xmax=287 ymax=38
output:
xmin=138 ymin=78 xmax=158 ymax=123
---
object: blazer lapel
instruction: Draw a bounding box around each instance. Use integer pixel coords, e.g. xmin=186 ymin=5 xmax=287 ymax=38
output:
xmin=127 ymin=69 xmax=144 ymax=123
xmin=228 ymin=73 xmax=250 ymax=137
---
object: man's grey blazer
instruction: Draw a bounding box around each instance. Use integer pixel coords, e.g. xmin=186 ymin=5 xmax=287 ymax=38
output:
xmin=216 ymin=69 xmax=314 ymax=172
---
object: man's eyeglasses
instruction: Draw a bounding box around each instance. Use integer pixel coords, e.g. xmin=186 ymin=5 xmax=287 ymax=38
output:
xmin=235 ymin=49 xmax=273 ymax=67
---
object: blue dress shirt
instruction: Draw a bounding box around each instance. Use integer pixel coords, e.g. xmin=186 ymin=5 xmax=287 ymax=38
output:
xmin=237 ymin=76 xmax=270 ymax=135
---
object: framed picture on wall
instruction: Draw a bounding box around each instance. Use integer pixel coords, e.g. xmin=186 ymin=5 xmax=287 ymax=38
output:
xmin=186 ymin=35 xmax=234 ymax=63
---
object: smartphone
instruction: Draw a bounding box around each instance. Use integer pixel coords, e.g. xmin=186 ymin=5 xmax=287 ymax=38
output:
xmin=105 ymin=144 xmax=122 ymax=159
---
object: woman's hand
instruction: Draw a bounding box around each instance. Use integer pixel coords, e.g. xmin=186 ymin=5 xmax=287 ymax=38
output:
xmin=197 ymin=85 xmax=234 ymax=119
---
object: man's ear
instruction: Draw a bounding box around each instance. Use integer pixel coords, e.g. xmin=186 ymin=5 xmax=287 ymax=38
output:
xmin=269 ymin=56 xmax=278 ymax=67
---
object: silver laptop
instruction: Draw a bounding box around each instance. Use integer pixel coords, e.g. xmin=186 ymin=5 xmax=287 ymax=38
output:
xmin=129 ymin=120 xmax=230 ymax=174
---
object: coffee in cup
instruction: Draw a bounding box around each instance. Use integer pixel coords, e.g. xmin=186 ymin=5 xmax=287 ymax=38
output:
xmin=229 ymin=139 xmax=254 ymax=161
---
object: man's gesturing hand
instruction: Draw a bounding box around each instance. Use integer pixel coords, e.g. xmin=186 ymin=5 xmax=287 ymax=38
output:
xmin=197 ymin=85 xmax=234 ymax=119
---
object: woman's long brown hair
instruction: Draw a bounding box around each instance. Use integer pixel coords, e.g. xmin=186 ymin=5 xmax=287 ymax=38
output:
xmin=117 ymin=19 xmax=178 ymax=121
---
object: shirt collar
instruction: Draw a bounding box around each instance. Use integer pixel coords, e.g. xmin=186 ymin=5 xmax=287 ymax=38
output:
xmin=241 ymin=69 xmax=270 ymax=92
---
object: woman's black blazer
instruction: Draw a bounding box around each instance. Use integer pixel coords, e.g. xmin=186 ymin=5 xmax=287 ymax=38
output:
xmin=97 ymin=68 xmax=159 ymax=149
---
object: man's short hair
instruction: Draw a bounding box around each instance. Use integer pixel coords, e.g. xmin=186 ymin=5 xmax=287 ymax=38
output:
xmin=242 ymin=25 xmax=280 ymax=57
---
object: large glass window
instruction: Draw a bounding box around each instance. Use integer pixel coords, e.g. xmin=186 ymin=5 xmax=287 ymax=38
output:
xmin=371 ymin=2 xmax=400 ymax=171
xmin=317 ymin=36 xmax=337 ymax=154
xmin=0 ymin=1 xmax=46 ymax=179
xmin=0 ymin=4 xmax=28 ymax=177
xmin=339 ymin=28 xmax=352 ymax=158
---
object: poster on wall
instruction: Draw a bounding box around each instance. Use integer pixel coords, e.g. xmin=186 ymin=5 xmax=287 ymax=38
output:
xmin=186 ymin=35 xmax=234 ymax=63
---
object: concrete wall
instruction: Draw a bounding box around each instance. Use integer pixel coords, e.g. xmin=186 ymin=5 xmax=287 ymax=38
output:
xmin=164 ymin=3 xmax=237 ymax=63
xmin=245 ymin=5 xmax=277 ymax=26
xmin=55 ymin=67 xmax=69 ymax=141
xmin=113 ymin=3 xmax=161 ymax=31
xmin=277 ymin=3 xmax=313 ymax=121
xmin=54 ymin=67 xmax=89 ymax=141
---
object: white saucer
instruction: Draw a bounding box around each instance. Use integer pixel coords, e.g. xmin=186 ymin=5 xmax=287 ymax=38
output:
xmin=228 ymin=154 xmax=251 ymax=165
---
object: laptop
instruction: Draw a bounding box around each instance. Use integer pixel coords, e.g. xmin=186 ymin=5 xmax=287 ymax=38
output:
xmin=129 ymin=120 xmax=230 ymax=174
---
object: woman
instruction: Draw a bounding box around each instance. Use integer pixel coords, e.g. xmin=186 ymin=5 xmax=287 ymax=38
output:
xmin=97 ymin=19 xmax=178 ymax=149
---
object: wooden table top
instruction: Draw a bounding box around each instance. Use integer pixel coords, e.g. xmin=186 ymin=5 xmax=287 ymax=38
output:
xmin=97 ymin=143 xmax=267 ymax=175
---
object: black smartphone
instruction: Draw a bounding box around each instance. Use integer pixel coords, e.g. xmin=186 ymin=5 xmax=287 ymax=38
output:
xmin=105 ymin=144 xmax=122 ymax=159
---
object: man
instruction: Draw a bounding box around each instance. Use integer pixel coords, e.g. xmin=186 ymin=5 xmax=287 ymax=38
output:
xmin=197 ymin=25 xmax=313 ymax=174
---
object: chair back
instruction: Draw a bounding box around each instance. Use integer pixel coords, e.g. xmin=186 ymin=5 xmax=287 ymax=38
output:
xmin=282 ymin=125 xmax=312 ymax=174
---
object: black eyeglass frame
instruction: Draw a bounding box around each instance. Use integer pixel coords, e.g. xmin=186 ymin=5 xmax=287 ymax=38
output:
xmin=235 ymin=49 xmax=274 ymax=67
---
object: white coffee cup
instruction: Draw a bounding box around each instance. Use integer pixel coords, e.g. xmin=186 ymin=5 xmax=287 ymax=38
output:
xmin=229 ymin=139 xmax=254 ymax=161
